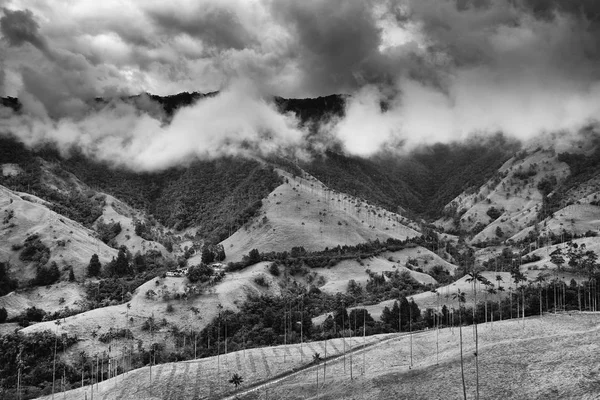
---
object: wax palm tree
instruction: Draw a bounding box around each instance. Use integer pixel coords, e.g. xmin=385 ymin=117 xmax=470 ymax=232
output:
xmin=466 ymin=270 xmax=487 ymax=400
xmin=535 ymin=273 xmax=549 ymax=316
xmin=486 ymin=286 xmax=497 ymax=326
xmin=452 ymin=289 xmax=467 ymax=400
xmin=497 ymin=286 xmax=505 ymax=321
xmin=52 ymin=320 xmax=61 ymax=400
xmin=229 ymin=373 xmax=243 ymax=389
xmin=313 ymin=352 xmax=322 ymax=396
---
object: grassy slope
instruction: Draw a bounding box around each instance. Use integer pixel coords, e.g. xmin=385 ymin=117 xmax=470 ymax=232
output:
xmin=214 ymin=170 xmax=420 ymax=263
xmin=36 ymin=313 xmax=600 ymax=400
xmin=0 ymin=184 xmax=117 ymax=282
xmin=315 ymin=247 xmax=456 ymax=295
xmin=96 ymin=193 xmax=168 ymax=254
xmin=21 ymin=262 xmax=282 ymax=361
xmin=435 ymin=146 xmax=569 ymax=242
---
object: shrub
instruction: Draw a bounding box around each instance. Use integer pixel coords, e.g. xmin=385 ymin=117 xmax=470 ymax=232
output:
xmin=187 ymin=264 xmax=214 ymax=283
xmin=166 ymin=304 xmax=174 ymax=313
xmin=254 ymin=275 xmax=269 ymax=288
xmin=0 ymin=307 xmax=7 ymax=323
xmin=19 ymin=236 xmax=50 ymax=265
xmin=268 ymin=263 xmax=280 ymax=276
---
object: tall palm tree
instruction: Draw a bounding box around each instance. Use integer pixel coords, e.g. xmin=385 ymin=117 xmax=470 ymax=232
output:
xmin=497 ymin=286 xmax=505 ymax=321
xmin=229 ymin=373 xmax=243 ymax=389
xmin=452 ymin=289 xmax=467 ymax=400
xmin=17 ymin=343 xmax=23 ymax=400
xmin=313 ymin=352 xmax=322 ymax=397
xmin=486 ymin=286 xmax=497 ymax=326
xmin=52 ymin=320 xmax=61 ymax=400
xmin=466 ymin=270 xmax=487 ymax=400
xmin=535 ymin=273 xmax=549 ymax=316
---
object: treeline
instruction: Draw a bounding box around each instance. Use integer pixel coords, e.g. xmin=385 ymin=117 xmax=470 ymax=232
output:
xmin=0 ymin=330 xmax=78 ymax=400
xmin=227 ymin=235 xmax=443 ymax=272
xmin=85 ymin=249 xmax=172 ymax=307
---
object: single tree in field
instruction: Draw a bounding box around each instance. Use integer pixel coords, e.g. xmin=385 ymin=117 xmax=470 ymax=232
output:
xmin=535 ymin=273 xmax=549 ymax=316
xmin=52 ymin=319 xmax=61 ymax=400
xmin=452 ymin=289 xmax=467 ymax=400
xmin=229 ymin=373 xmax=243 ymax=389
xmin=486 ymin=285 xmax=497 ymax=326
xmin=79 ymin=351 xmax=87 ymax=388
xmin=497 ymin=285 xmax=505 ymax=321
xmin=313 ymin=352 xmax=322 ymax=396
xmin=466 ymin=270 xmax=487 ymax=400
xmin=88 ymin=254 xmax=101 ymax=277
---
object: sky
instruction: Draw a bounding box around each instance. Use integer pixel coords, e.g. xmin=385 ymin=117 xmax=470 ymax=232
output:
xmin=1 ymin=0 xmax=600 ymax=169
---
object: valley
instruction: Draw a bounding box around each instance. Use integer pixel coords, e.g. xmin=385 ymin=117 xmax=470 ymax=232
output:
xmin=1 ymin=97 xmax=600 ymax=400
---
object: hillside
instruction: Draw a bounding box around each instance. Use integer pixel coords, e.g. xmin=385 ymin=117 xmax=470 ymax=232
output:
xmin=302 ymin=134 xmax=519 ymax=219
xmin=20 ymin=261 xmax=284 ymax=360
xmin=436 ymin=146 xmax=570 ymax=243
xmin=36 ymin=313 xmax=600 ymax=400
xmin=0 ymin=184 xmax=117 ymax=283
xmin=315 ymin=247 xmax=456 ymax=295
xmin=214 ymin=170 xmax=420 ymax=263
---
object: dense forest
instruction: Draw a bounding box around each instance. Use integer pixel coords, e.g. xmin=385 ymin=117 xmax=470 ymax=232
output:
xmin=302 ymin=134 xmax=520 ymax=218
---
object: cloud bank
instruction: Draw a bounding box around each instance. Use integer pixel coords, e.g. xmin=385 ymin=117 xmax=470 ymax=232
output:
xmin=1 ymin=0 xmax=600 ymax=168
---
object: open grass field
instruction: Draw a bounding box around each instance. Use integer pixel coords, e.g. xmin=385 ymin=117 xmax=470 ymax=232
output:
xmin=36 ymin=313 xmax=600 ymax=400
xmin=36 ymin=333 xmax=392 ymax=400
xmin=214 ymin=171 xmax=420 ymax=263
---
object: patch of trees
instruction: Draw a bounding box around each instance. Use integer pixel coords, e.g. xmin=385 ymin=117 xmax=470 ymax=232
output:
xmin=201 ymin=243 xmax=226 ymax=264
xmin=105 ymin=246 xmax=133 ymax=276
xmin=0 ymin=262 xmax=18 ymax=296
xmin=187 ymin=264 xmax=215 ymax=283
xmin=228 ymin=235 xmax=445 ymax=275
xmin=513 ymin=166 xmax=537 ymax=180
xmin=96 ymin=218 xmax=122 ymax=245
xmin=98 ymin=328 xmax=133 ymax=343
xmin=30 ymin=261 xmax=61 ymax=287
xmin=380 ymin=297 xmax=422 ymax=331
xmin=360 ymin=269 xmax=429 ymax=303
xmin=85 ymin=250 xmax=172 ymax=307
xmin=0 ymin=330 xmax=78 ymax=400
xmin=19 ymin=235 xmax=50 ymax=265
xmin=428 ymin=265 xmax=453 ymax=284
xmin=537 ymin=175 xmax=560 ymax=220
xmin=486 ymin=207 xmax=503 ymax=221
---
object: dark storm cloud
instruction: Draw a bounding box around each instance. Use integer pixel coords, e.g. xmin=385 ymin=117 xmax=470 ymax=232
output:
xmin=4 ymin=0 xmax=600 ymax=166
xmin=270 ymin=0 xmax=392 ymax=94
xmin=147 ymin=6 xmax=254 ymax=51
xmin=0 ymin=8 xmax=48 ymax=52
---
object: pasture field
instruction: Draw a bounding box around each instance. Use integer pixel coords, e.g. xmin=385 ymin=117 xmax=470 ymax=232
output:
xmin=37 ymin=313 xmax=600 ymax=399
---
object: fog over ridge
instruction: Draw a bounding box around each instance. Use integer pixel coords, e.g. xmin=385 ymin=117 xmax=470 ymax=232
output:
xmin=1 ymin=0 xmax=600 ymax=169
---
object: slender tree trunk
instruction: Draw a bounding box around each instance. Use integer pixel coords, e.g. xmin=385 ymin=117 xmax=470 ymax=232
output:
xmin=474 ymin=283 xmax=480 ymax=400
xmin=459 ymin=308 xmax=467 ymax=400
xmin=52 ymin=334 xmax=58 ymax=400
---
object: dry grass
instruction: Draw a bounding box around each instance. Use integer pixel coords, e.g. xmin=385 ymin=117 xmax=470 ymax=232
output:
xmin=238 ymin=313 xmax=600 ymax=400
xmin=35 ymin=334 xmax=390 ymax=400
xmin=0 ymin=184 xmax=117 ymax=282
xmin=34 ymin=313 xmax=600 ymax=400
xmin=214 ymin=171 xmax=419 ymax=263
